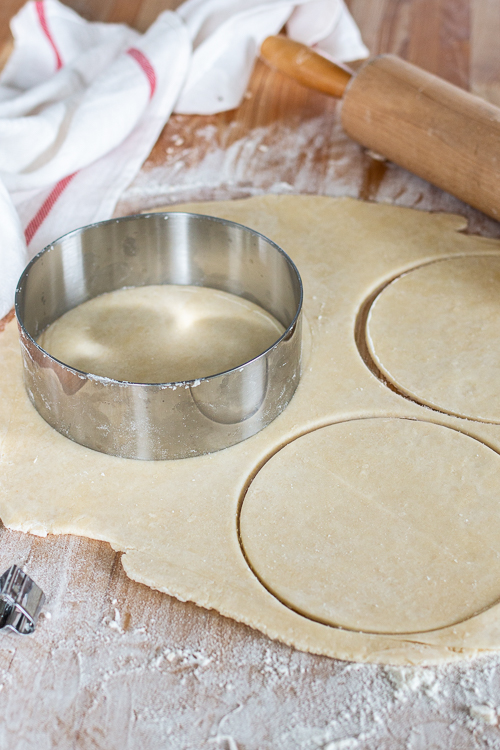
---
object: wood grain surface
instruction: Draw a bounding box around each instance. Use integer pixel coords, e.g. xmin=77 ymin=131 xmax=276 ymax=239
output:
xmin=2 ymin=2 xmax=500 ymax=748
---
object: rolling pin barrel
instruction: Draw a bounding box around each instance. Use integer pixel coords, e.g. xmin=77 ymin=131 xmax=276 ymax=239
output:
xmin=261 ymin=37 xmax=500 ymax=222
xmin=341 ymin=54 xmax=500 ymax=220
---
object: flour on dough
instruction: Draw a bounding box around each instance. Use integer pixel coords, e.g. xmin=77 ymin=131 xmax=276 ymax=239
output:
xmin=3 ymin=195 xmax=500 ymax=665
xmin=38 ymin=285 xmax=284 ymax=383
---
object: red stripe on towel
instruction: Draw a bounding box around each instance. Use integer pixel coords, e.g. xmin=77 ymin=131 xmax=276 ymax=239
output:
xmin=25 ymin=172 xmax=77 ymax=246
xmin=126 ymin=47 xmax=157 ymax=98
xmin=35 ymin=0 xmax=63 ymax=70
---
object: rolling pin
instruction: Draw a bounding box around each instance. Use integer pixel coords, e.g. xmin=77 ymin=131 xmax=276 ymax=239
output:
xmin=260 ymin=36 xmax=500 ymax=221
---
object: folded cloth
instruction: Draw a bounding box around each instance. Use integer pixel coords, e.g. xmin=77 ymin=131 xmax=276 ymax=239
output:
xmin=0 ymin=0 xmax=368 ymax=319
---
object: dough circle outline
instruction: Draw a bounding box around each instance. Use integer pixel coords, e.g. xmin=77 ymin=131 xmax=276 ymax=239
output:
xmin=238 ymin=417 xmax=500 ymax=635
xmin=358 ymin=254 xmax=500 ymax=423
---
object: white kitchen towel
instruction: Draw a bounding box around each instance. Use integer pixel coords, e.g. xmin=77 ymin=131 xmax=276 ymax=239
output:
xmin=0 ymin=0 xmax=368 ymax=319
xmin=175 ymin=0 xmax=368 ymax=114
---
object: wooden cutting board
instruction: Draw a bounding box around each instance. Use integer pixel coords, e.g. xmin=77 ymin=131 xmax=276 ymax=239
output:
xmin=2 ymin=1 xmax=500 ymax=748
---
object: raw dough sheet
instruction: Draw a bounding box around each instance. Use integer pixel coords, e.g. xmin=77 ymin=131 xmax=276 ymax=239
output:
xmin=3 ymin=195 xmax=500 ymax=665
xmin=366 ymin=255 xmax=500 ymax=422
xmin=37 ymin=284 xmax=284 ymax=383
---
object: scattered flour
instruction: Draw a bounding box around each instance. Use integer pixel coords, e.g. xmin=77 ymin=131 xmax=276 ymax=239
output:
xmin=469 ymin=704 xmax=498 ymax=725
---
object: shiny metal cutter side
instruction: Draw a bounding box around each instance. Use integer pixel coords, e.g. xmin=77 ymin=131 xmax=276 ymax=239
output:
xmin=15 ymin=213 xmax=303 ymax=460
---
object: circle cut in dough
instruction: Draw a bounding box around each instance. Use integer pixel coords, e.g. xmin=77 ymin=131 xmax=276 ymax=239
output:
xmin=37 ymin=285 xmax=284 ymax=384
xmin=366 ymin=255 xmax=500 ymax=422
xmin=239 ymin=418 xmax=500 ymax=634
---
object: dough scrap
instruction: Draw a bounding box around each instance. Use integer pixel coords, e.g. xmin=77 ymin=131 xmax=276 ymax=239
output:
xmin=366 ymin=256 xmax=500 ymax=422
xmin=37 ymin=284 xmax=284 ymax=383
xmin=3 ymin=195 xmax=500 ymax=665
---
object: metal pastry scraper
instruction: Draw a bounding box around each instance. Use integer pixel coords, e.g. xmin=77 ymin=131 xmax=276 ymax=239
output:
xmin=0 ymin=565 xmax=45 ymax=635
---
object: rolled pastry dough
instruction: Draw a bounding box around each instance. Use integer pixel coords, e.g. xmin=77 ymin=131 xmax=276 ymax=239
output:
xmin=240 ymin=418 xmax=500 ymax=635
xmin=3 ymin=195 xmax=500 ymax=665
xmin=37 ymin=285 xmax=284 ymax=383
xmin=366 ymin=256 xmax=500 ymax=422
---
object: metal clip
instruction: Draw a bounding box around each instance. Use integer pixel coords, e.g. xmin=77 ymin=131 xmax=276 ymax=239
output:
xmin=0 ymin=566 xmax=45 ymax=635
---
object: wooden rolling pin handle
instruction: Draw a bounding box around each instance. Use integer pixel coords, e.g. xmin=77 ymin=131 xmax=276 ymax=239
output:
xmin=260 ymin=36 xmax=352 ymax=99
xmin=261 ymin=37 xmax=500 ymax=222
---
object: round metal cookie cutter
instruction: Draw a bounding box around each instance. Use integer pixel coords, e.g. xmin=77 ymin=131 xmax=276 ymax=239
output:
xmin=15 ymin=213 xmax=303 ymax=460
